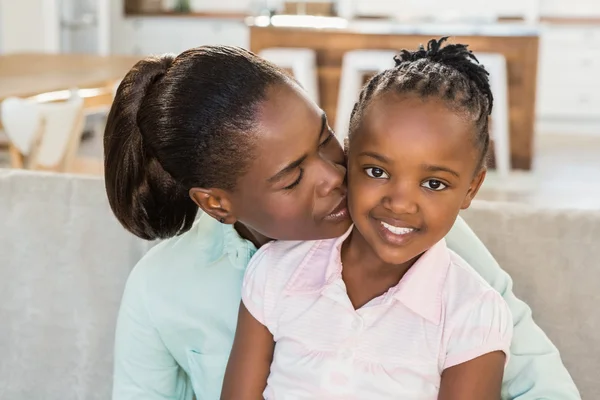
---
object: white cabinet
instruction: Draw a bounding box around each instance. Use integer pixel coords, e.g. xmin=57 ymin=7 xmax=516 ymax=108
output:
xmin=536 ymin=24 xmax=600 ymax=134
xmin=541 ymin=0 xmax=600 ymax=17
xmin=537 ymin=25 xmax=600 ymax=119
xmin=112 ymin=17 xmax=249 ymax=55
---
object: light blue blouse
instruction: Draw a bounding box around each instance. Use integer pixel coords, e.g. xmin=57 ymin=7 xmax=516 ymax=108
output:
xmin=112 ymin=212 xmax=580 ymax=400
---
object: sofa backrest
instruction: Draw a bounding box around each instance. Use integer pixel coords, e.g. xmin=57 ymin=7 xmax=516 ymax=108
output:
xmin=462 ymin=201 xmax=600 ymax=399
xmin=1 ymin=169 xmax=597 ymax=399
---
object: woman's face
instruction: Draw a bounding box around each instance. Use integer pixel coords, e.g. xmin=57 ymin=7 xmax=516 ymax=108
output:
xmin=230 ymin=82 xmax=351 ymax=241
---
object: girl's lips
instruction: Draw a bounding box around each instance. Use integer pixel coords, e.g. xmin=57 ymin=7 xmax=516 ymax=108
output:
xmin=374 ymin=218 xmax=420 ymax=246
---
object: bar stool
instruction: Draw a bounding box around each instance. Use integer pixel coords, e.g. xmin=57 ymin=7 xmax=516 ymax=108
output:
xmin=335 ymin=50 xmax=396 ymax=142
xmin=258 ymin=48 xmax=320 ymax=105
xmin=476 ymin=53 xmax=511 ymax=177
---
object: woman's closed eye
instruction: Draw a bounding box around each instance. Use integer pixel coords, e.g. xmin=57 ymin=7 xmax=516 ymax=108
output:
xmin=283 ymin=168 xmax=304 ymax=190
xmin=421 ymin=179 xmax=447 ymax=191
xmin=319 ymin=130 xmax=334 ymax=148
xmin=364 ymin=167 xmax=389 ymax=179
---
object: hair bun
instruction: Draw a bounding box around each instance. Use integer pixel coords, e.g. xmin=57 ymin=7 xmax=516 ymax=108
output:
xmin=394 ymin=37 xmax=479 ymax=67
xmin=393 ymin=36 xmax=492 ymax=113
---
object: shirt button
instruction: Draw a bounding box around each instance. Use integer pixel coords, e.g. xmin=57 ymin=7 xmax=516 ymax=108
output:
xmin=351 ymin=318 xmax=363 ymax=331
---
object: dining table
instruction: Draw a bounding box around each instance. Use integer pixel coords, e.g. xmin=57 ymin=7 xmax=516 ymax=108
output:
xmin=0 ymin=53 xmax=142 ymax=102
xmin=0 ymin=52 xmax=142 ymax=166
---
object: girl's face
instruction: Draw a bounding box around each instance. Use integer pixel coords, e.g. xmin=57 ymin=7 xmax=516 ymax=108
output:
xmin=228 ymin=82 xmax=351 ymax=241
xmin=346 ymin=94 xmax=486 ymax=266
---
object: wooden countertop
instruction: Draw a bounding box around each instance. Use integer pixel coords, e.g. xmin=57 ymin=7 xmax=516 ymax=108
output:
xmin=0 ymin=53 xmax=142 ymax=101
xmin=124 ymin=10 xmax=248 ymax=20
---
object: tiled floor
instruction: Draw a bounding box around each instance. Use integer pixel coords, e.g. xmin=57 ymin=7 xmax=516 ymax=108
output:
xmin=2 ymin=123 xmax=600 ymax=210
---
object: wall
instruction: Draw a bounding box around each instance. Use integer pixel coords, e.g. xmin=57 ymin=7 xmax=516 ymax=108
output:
xmin=0 ymin=0 xmax=59 ymax=53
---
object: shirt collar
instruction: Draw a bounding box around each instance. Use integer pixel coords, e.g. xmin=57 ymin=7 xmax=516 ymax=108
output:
xmin=284 ymin=225 xmax=451 ymax=325
xmin=388 ymin=239 xmax=450 ymax=325
xmin=195 ymin=212 xmax=257 ymax=270
xmin=284 ymin=225 xmax=353 ymax=293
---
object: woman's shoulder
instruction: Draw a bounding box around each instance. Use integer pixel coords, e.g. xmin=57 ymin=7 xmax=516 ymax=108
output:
xmin=125 ymin=213 xmax=239 ymax=303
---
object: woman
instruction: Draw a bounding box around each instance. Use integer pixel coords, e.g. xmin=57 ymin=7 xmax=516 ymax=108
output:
xmin=105 ymin=46 xmax=579 ymax=400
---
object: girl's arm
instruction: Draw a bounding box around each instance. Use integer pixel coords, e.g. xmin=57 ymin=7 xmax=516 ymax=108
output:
xmin=438 ymin=351 xmax=505 ymax=400
xmin=221 ymin=302 xmax=275 ymax=400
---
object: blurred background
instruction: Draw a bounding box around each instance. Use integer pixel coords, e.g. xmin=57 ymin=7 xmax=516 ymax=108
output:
xmin=1 ymin=0 xmax=599 ymax=210
xmin=1 ymin=3 xmax=599 ymax=399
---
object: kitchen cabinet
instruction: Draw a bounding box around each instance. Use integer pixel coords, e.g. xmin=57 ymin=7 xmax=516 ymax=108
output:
xmin=537 ymin=24 xmax=600 ymax=134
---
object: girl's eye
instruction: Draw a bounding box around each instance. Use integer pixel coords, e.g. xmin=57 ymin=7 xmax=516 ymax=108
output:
xmin=364 ymin=167 xmax=389 ymax=179
xmin=421 ymin=179 xmax=447 ymax=191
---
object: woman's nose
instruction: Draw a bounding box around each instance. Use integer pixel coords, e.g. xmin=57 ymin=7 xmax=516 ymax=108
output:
xmin=315 ymin=159 xmax=346 ymax=198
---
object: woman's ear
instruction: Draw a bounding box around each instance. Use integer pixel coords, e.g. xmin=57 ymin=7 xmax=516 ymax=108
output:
xmin=189 ymin=187 xmax=237 ymax=224
xmin=460 ymin=168 xmax=486 ymax=210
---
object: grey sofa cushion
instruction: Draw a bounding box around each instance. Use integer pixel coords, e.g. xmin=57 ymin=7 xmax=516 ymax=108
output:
xmin=462 ymin=201 xmax=600 ymax=400
xmin=0 ymin=169 xmax=152 ymax=400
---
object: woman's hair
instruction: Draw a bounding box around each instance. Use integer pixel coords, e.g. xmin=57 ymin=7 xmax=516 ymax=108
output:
xmin=104 ymin=46 xmax=289 ymax=241
xmin=349 ymin=37 xmax=493 ymax=169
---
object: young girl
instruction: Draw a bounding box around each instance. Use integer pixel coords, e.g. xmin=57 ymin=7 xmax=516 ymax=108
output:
xmin=221 ymin=37 xmax=513 ymax=399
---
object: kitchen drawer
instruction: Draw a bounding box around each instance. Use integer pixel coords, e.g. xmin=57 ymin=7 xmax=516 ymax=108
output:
xmin=540 ymin=25 xmax=600 ymax=47
xmin=538 ymin=85 xmax=600 ymax=118
xmin=538 ymin=54 xmax=600 ymax=88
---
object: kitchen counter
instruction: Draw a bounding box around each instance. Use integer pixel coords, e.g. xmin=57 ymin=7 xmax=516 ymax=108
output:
xmin=248 ymin=15 xmax=540 ymax=37
xmin=250 ymin=18 xmax=540 ymax=170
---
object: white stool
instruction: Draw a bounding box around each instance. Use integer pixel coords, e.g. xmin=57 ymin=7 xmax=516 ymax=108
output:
xmin=335 ymin=50 xmax=396 ymax=143
xmin=259 ymin=48 xmax=320 ymax=105
xmin=475 ymin=53 xmax=511 ymax=177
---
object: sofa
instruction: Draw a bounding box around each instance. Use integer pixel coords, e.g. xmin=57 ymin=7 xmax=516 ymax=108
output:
xmin=0 ymin=169 xmax=598 ymax=399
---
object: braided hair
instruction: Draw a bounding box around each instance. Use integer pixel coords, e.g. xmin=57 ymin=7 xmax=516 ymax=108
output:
xmin=349 ymin=37 xmax=494 ymax=169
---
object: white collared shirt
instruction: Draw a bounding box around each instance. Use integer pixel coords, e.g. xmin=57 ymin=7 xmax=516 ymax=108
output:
xmin=242 ymin=227 xmax=513 ymax=399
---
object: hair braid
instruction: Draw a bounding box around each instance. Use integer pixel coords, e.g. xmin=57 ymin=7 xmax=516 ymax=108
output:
xmin=349 ymin=37 xmax=494 ymax=169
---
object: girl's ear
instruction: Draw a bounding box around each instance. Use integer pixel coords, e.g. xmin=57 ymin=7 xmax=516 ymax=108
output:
xmin=461 ymin=168 xmax=486 ymax=210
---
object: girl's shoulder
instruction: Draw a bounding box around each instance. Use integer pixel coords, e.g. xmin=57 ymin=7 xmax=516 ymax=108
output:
xmin=443 ymin=249 xmax=510 ymax=321
xmin=244 ymin=236 xmax=339 ymax=295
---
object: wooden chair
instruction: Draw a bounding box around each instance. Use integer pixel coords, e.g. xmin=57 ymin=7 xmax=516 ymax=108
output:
xmin=1 ymin=92 xmax=86 ymax=172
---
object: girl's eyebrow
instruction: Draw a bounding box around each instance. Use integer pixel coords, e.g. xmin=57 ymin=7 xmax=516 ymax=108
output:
xmin=421 ymin=164 xmax=460 ymax=178
xmin=358 ymin=151 xmax=389 ymax=164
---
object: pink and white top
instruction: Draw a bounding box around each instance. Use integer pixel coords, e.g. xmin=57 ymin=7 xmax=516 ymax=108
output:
xmin=242 ymin=227 xmax=513 ymax=399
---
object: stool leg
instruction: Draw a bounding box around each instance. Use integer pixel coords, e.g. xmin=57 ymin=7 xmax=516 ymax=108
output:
xmin=335 ymin=66 xmax=362 ymax=144
xmin=491 ymin=64 xmax=511 ymax=178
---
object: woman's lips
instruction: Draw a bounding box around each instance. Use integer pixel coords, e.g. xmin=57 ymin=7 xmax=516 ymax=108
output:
xmin=324 ymin=197 xmax=349 ymax=223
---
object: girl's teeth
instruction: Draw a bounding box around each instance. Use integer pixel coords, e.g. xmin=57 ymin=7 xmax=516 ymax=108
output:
xmin=381 ymin=221 xmax=415 ymax=235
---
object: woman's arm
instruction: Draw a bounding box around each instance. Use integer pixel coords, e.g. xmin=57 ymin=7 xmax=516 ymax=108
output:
xmin=113 ymin=266 xmax=193 ymax=400
xmin=446 ymin=216 xmax=580 ymax=399
xmin=221 ymin=302 xmax=275 ymax=400
xmin=439 ymin=352 xmax=505 ymax=400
